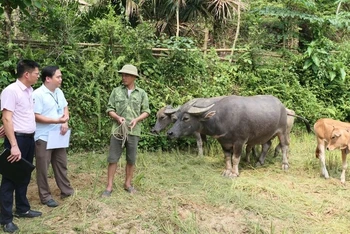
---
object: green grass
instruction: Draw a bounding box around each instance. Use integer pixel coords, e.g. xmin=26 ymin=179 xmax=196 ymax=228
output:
xmin=4 ymin=132 xmax=350 ymax=233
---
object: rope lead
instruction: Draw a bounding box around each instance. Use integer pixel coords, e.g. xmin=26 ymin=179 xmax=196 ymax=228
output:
xmin=112 ymin=122 xmax=129 ymax=147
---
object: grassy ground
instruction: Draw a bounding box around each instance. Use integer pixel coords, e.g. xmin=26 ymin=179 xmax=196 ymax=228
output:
xmin=3 ymin=131 xmax=350 ymax=233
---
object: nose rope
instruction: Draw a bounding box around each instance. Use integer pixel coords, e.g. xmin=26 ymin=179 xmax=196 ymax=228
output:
xmin=112 ymin=122 xmax=129 ymax=147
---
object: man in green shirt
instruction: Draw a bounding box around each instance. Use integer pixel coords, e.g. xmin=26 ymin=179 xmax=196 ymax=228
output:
xmin=102 ymin=64 xmax=150 ymax=196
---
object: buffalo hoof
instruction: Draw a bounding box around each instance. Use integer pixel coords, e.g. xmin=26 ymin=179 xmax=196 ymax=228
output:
xmin=255 ymin=161 xmax=264 ymax=167
xmin=281 ymin=163 xmax=289 ymax=170
xmin=222 ymin=170 xmax=232 ymax=177
xmin=229 ymin=174 xmax=239 ymax=178
xmin=221 ymin=170 xmax=239 ymax=178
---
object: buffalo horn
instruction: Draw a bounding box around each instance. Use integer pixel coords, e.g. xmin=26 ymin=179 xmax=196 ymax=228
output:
xmin=164 ymin=106 xmax=180 ymax=114
xmin=187 ymin=99 xmax=198 ymax=106
xmin=188 ymin=104 xmax=215 ymax=114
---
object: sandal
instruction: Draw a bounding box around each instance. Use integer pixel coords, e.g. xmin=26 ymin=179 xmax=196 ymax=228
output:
xmin=124 ymin=186 xmax=137 ymax=194
xmin=101 ymin=190 xmax=113 ymax=197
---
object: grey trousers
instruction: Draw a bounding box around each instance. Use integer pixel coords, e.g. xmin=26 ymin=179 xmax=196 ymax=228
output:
xmin=35 ymin=140 xmax=74 ymax=203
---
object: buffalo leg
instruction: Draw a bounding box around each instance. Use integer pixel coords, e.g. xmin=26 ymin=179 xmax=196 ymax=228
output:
xmin=252 ymin=146 xmax=258 ymax=159
xmin=245 ymin=144 xmax=253 ymax=163
xmin=193 ymin=132 xmax=204 ymax=157
xmin=274 ymin=143 xmax=281 ymax=158
xmin=277 ymin=133 xmax=289 ymax=170
xmin=256 ymin=140 xmax=272 ymax=166
xmin=231 ymin=143 xmax=243 ymax=177
xmin=221 ymin=147 xmax=233 ymax=177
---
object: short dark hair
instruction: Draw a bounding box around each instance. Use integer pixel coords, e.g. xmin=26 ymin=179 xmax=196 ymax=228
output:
xmin=16 ymin=59 xmax=40 ymax=78
xmin=41 ymin=66 xmax=60 ymax=83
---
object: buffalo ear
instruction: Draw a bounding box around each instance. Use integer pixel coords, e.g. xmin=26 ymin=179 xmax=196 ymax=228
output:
xmin=171 ymin=114 xmax=178 ymax=121
xmin=202 ymin=111 xmax=216 ymax=120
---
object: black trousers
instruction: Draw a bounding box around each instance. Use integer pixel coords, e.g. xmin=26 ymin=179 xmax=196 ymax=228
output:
xmin=0 ymin=135 xmax=35 ymax=224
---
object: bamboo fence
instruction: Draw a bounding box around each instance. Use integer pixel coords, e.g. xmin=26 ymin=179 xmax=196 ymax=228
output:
xmin=8 ymin=39 xmax=284 ymax=60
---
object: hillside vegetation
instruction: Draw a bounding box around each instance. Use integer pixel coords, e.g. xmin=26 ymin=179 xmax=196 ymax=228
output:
xmin=0 ymin=0 xmax=349 ymax=152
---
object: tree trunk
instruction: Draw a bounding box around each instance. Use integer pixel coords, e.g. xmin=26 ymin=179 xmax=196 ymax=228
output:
xmin=3 ymin=3 xmax=13 ymax=44
xmin=203 ymin=27 xmax=209 ymax=54
xmin=176 ymin=0 xmax=180 ymax=38
xmin=230 ymin=0 xmax=241 ymax=62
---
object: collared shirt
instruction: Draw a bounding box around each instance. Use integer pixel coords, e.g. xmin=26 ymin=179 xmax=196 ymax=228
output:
xmin=0 ymin=79 xmax=36 ymax=133
xmin=107 ymin=85 xmax=150 ymax=136
xmin=33 ymin=84 xmax=68 ymax=141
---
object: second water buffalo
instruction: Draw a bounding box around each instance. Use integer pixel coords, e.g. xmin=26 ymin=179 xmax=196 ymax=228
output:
xmin=151 ymin=96 xmax=226 ymax=156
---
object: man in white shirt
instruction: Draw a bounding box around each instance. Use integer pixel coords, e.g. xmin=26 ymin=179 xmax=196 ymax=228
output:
xmin=33 ymin=66 xmax=74 ymax=208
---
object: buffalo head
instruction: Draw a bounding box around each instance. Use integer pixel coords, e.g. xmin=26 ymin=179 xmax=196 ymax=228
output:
xmin=167 ymin=104 xmax=215 ymax=138
xmin=150 ymin=106 xmax=180 ymax=134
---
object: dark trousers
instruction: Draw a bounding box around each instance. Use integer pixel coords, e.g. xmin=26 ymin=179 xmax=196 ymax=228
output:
xmin=0 ymin=136 xmax=35 ymax=224
xmin=35 ymin=140 xmax=73 ymax=203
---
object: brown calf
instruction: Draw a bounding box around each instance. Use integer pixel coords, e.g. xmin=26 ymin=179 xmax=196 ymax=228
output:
xmin=314 ymin=118 xmax=350 ymax=184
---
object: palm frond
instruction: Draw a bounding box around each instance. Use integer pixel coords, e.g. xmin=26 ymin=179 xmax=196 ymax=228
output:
xmin=207 ymin=0 xmax=248 ymax=21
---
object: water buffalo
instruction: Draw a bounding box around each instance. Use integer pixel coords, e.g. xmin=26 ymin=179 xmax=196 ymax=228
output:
xmin=151 ymin=97 xmax=226 ymax=156
xmin=247 ymin=108 xmax=312 ymax=163
xmin=167 ymin=95 xmax=290 ymax=177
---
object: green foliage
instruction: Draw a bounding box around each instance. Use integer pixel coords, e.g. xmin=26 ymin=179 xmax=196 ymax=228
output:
xmin=303 ymin=39 xmax=346 ymax=81
xmin=155 ymin=36 xmax=197 ymax=49
xmin=257 ymin=7 xmax=321 ymax=22
xmin=296 ymin=39 xmax=350 ymax=120
xmin=0 ymin=1 xmax=350 ymax=152
xmin=17 ymin=0 xmax=83 ymax=43
xmin=0 ymin=0 xmax=42 ymax=16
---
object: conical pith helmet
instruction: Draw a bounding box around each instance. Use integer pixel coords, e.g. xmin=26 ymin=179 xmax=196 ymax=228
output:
xmin=118 ymin=64 xmax=139 ymax=77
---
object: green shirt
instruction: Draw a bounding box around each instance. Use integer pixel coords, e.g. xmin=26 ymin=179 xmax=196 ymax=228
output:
xmin=107 ymin=85 xmax=150 ymax=136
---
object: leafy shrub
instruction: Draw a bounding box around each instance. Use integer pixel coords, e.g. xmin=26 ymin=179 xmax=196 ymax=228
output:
xmin=1 ymin=2 xmax=349 ymax=152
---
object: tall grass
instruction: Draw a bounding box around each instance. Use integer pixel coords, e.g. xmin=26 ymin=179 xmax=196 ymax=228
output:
xmin=6 ymin=132 xmax=350 ymax=233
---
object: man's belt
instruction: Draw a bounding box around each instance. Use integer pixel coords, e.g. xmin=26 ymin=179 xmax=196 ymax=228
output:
xmin=14 ymin=132 xmax=35 ymax=138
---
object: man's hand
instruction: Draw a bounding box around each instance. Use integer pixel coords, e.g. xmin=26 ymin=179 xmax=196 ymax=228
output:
xmin=129 ymin=119 xmax=138 ymax=130
xmin=60 ymin=122 xmax=69 ymax=135
xmin=57 ymin=114 xmax=69 ymax=124
xmin=117 ymin=116 xmax=126 ymax=125
xmin=8 ymin=145 xmax=21 ymax=163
